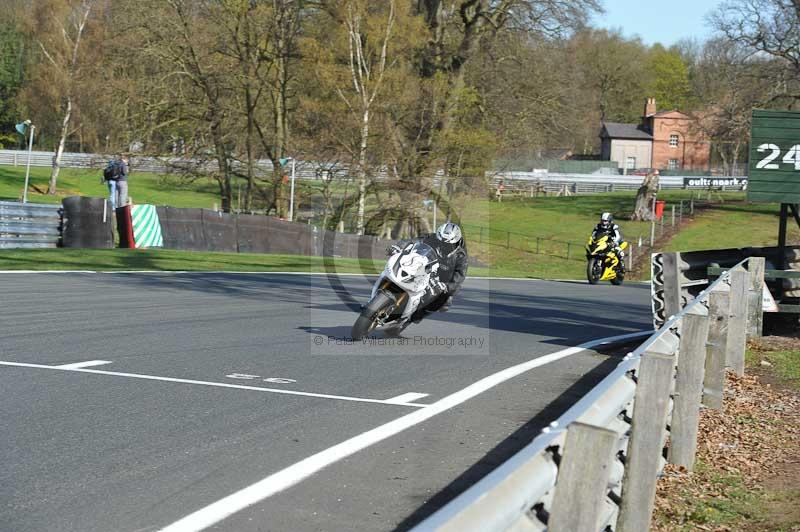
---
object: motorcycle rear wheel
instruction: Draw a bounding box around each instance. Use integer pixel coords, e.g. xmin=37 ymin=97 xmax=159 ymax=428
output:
xmin=611 ymin=270 xmax=625 ymax=285
xmin=351 ymin=290 xmax=396 ymax=340
xmin=587 ymin=258 xmax=601 ymax=285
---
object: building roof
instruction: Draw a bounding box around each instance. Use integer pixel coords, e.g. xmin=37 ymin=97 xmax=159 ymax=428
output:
xmin=651 ymin=110 xmax=692 ymax=119
xmin=600 ymin=122 xmax=653 ymax=140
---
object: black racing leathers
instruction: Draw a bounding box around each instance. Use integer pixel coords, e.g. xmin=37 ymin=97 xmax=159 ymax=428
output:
xmin=592 ymin=223 xmax=624 ymax=246
xmin=414 ymin=234 xmax=468 ymax=296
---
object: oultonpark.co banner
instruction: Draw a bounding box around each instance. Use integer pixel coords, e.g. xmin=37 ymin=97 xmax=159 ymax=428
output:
xmin=117 ymin=204 xmax=164 ymax=248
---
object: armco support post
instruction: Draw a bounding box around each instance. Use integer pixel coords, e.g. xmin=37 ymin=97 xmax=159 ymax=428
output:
xmin=661 ymin=252 xmax=682 ymax=319
xmin=668 ymin=305 xmax=710 ymax=471
xmin=617 ymin=333 xmax=677 ymax=532
xmin=726 ymin=268 xmax=749 ymax=376
xmin=747 ymin=257 xmax=766 ymax=338
xmin=549 ymin=422 xmax=619 ymax=532
xmin=703 ymin=283 xmax=730 ymax=410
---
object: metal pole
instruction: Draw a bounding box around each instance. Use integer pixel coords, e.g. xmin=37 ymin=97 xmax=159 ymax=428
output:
xmin=23 ymin=125 xmax=34 ymax=203
xmin=650 ymin=218 xmax=655 ymax=246
xmin=650 ymin=196 xmax=657 ymax=246
xmin=289 ymin=158 xmax=296 ymax=221
xmin=671 ymin=205 xmax=675 ymax=227
xmin=433 ymin=201 xmax=437 ymax=229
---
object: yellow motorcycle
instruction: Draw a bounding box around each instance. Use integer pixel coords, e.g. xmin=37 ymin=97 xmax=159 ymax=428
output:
xmin=586 ymin=234 xmax=628 ymax=285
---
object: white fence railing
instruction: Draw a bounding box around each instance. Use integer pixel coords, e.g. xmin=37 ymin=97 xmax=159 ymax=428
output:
xmin=0 ymin=149 xmax=747 ymax=193
xmin=413 ymin=256 xmax=765 ymax=532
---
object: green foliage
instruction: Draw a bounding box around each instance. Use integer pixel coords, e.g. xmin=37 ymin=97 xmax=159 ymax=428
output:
xmin=0 ymin=17 xmax=29 ymax=135
xmin=647 ymin=46 xmax=692 ymax=111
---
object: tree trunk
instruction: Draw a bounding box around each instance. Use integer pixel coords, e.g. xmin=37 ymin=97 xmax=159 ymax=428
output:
xmin=49 ymin=97 xmax=72 ymax=194
xmin=210 ymin=117 xmax=232 ymax=212
xmin=632 ymin=172 xmax=659 ymax=221
xmin=356 ymin=109 xmax=369 ymax=235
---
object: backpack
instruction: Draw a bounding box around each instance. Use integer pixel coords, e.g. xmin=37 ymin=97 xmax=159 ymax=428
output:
xmin=103 ymin=160 xmax=122 ymax=181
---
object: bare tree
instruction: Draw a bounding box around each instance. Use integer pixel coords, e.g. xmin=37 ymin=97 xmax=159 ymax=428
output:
xmin=710 ymin=0 xmax=800 ymax=104
xmin=334 ymin=0 xmax=396 ymax=234
xmin=29 ymin=0 xmax=94 ymax=194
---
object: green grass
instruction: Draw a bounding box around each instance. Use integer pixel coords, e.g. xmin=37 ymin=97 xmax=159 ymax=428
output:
xmin=0 ymin=164 xmax=221 ymax=207
xmin=455 ymin=191 xmax=778 ymax=279
xmin=664 ymin=202 xmax=800 ymax=252
xmin=682 ymin=462 xmax=766 ymax=529
xmin=2 ymin=163 xmax=793 ymax=278
xmin=0 ymin=248 xmax=537 ymax=278
xmin=747 ymin=348 xmax=800 ymax=388
xmin=0 ymin=164 xmax=347 ymax=210
xmin=0 ymin=249 xmax=384 ymax=273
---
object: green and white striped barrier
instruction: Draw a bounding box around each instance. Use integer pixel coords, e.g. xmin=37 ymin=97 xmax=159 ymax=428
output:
xmin=131 ymin=204 xmax=163 ymax=248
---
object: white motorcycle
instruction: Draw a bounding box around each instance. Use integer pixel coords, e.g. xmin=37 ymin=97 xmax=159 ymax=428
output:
xmin=351 ymin=241 xmax=441 ymax=340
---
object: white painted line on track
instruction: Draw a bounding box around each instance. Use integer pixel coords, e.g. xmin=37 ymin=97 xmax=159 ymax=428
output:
xmin=54 ymin=360 xmax=112 ymax=369
xmin=0 ymin=361 xmax=429 ymax=408
xmin=384 ymin=392 xmax=430 ymax=405
xmin=156 ymin=330 xmax=651 ymax=532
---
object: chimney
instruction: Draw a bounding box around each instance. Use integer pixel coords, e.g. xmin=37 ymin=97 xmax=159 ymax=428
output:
xmin=644 ymin=97 xmax=657 ymax=117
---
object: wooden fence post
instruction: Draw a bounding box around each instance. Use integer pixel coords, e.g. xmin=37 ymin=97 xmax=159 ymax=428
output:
xmin=617 ymin=332 xmax=678 ymax=532
xmin=703 ymin=283 xmax=730 ymax=410
xmin=726 ymin=268 xmax=749 ymax=376
xmin=668 ymin=305 xmax=710 ymax=470
xmin=549 ymin=422 xmax=619 ymax=532
xmin=747 ymin=257 xmax=765 ymax=338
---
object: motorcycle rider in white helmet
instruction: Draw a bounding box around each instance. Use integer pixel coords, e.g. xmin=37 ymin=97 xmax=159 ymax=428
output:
xmin=592 ymin=212 xmax=626 ymax=272
xmin=387 ymin=222 xmax=468 ymax=322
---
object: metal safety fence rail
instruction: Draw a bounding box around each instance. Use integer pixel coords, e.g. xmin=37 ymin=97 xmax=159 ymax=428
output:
xmin=0 ymin=201 xmax=62 ymax=248
xmin=413 ymin=256 xmax=765 ymax=532
xmin=1 ymin=150 xmax=747 ymax=195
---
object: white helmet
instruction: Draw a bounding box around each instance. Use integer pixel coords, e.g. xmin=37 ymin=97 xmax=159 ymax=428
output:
xmin=436 ymin=222 xmax=462 ymax=244
xmin=600 ymin=212 xmax=613 ymax=228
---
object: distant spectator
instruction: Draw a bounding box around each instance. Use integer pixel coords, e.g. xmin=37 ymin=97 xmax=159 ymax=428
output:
xmin=495 ymin=179 xmax=505 ymax=202
xmin=104 ymin=155 xmax=130 ymax=210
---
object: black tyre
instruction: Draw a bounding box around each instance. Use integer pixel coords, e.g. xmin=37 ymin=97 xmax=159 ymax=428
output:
xmin=611 ymin=271 xmax=625 ymax=285
xmin=351 ymin=291 xmax=396 ymax=340
xmin=587 ymin=258 xmax=601 ymax=284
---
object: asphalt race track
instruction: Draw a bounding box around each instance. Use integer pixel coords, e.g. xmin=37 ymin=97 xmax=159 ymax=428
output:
xmin=0 ymin=271 xmax=652 ymax=532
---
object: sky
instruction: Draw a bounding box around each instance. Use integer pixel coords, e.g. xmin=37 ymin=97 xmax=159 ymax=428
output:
xmin=593 ymin=0 xmax=724 ymax=47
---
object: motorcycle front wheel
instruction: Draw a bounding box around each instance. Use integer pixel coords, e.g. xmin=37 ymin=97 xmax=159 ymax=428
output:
xmin=587 ymin=257 xmax=601 ymax=284
xmin=351 ymin=290 xmax=396 ymax=340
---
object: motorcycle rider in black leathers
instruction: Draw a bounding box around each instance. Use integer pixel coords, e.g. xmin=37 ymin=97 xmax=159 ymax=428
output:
xmin=592 ymin=212 xmax=626 ymax=272
xmin=388 ymin=222 xmax=468 ymax=323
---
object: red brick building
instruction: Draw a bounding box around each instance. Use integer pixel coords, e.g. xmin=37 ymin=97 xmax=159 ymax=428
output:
xmin=601 ymin=98 xmax=711 ymax=172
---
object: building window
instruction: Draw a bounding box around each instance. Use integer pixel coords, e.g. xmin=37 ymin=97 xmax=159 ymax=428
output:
xmin=668 ymin=159 xmax=679 ymax=170
xmin=669 ymin=134 xmax=679 ymax=148
xmin=626 ymin=156 xmax=636 ymax=170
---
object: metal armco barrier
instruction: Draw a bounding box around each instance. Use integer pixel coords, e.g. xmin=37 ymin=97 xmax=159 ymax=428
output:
xmin=0 ymin=200 xmax=62 ymax=248
xmin=413 ymin=256 xmax=766 ymax=532
xmin=652 ymin=246 xmax=800 ymax=327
